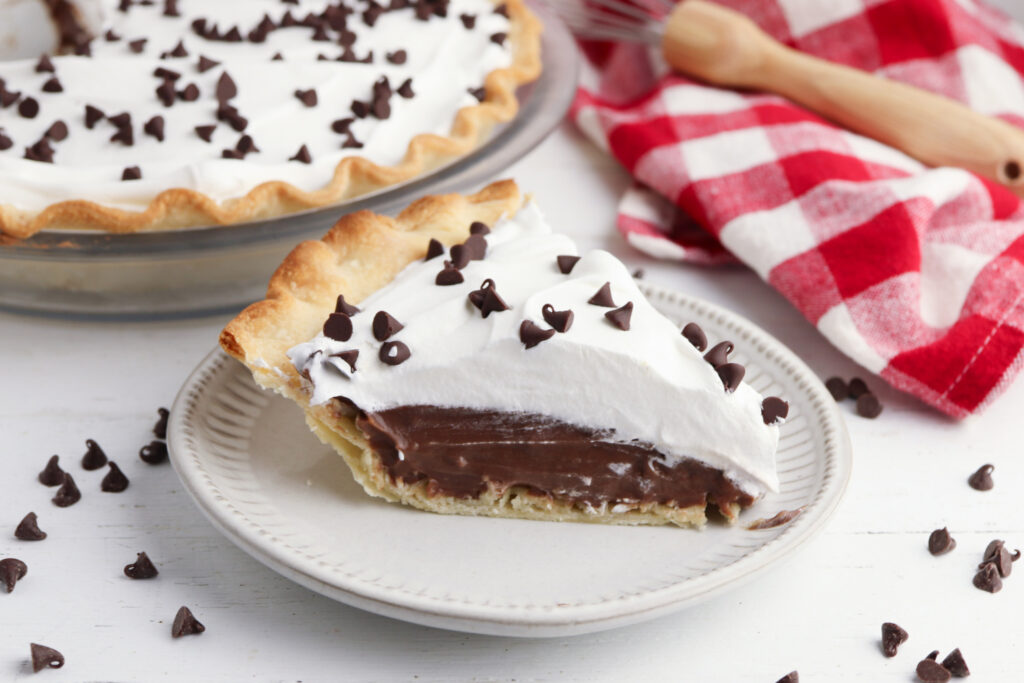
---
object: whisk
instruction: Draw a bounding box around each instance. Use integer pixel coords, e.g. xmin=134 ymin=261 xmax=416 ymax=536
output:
xmin=550 ymin=0 xmax=1024 ymax=195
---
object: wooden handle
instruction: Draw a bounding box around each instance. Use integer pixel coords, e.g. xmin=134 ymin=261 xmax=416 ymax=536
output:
xmin=662 ymin=0 xmax=1024 ymax=194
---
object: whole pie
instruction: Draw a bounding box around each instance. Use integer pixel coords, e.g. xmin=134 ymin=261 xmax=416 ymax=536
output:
xmin=221 ymin=180 xmax=787 ymax=527
xmin=0 ymin=0 xmax=541 ymax=239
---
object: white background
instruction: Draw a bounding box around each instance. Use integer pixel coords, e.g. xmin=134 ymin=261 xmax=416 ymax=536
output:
xmin=5 ymin=4 xmax=1024 ymax=679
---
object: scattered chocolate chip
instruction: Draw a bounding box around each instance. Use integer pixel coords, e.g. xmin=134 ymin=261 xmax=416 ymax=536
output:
xmin=178 ymin=83 xmax=200 ymax=101
xmin=195 ymin=124 xmax=216 ymax=142
xmin=14 ymin=513 xmax=46 ymax=541
xmin=495 ymin=3 xmax=509 ymax=16
xmin=341 ymin=132 xmax=363 ymax=148
xmin=856 ymin=392 xmax=883 ymax=418
xmin=153 ymin=407 xmax=170 ymax=439
xmin=468 ymin=86 xmax=486 ymax=102
xmin=449 ymin=243 xmax=471 ymax=269
xmin=122 ymin=166 xmax=142 ymax=181
xmin=290 ymin=144 xmax=312 ymax=163
xmin=681 ymin=322 xmax=707 ymax=351
xmin=386 ymin=49 xmax=407 ymax=64
xmin=24 ymin=138 xmax=54 ymax=163
xmin=105 ymin=29 xmax=121 ymax=41
xmin=462 ymin=234 xmax=487 ymax=260
xmin=109 ymin=113 xmax=134 ymax=145
xmin=35 ymin=55 xmax=55 ymax=73
xmin=197 ymin=55 xmax=219 ymax=73
xmin=334 ymin=295 xmax=360 ymax=316
xmin=323 ymin=313 xmax=354 ymax=342
xmin=717 ymin=362 xmax=745 ymax=392
xmin=52 ymin=473 xmax=81 ymax=507
xmin=436 ymin=263 xmax=464 ymax=286
xmin=941 ymin=649 xmax=969 ymax=678
xmin=542 ymin=304 xmax=573 ymax=333
xmin=164 ymin=0 xmax=180 ymax=18
xmin=82 ymin=439 xmax=107 ymax=470
xmin=604 ymin=302 xmax=633 ymax=331
xmin=235 ymin=134 xmax=259 ymax=155
xmin=154 ymin=66 xmax=180 ymax=81
xmin=775 ymin=673 xmax=798 ymax=683
xmin=703 ymin=340 xmax=733 ymax=368
xmin=588 ymin=282 xmax=615 ymax=307
xmin=926 ymin=651 xmax=940 ymax=661
xmin=101 ymin=462 xmax=129 ymax=493
xmin=331 ymin=117 xmax=353 ymax=134
xmin=928 ymin=528 xmax=956 ymax=556
xmin=520 ymin=320 xmax=555 ymax=349
xmin=124 ymin=551 xmax=159 ymax=579
xmin=747 ymin=507 xmax=803 ymax=530
xmin=0 ymin=89 xmax=20 ymax=108
xmin=397 ymin=78 xmax=414 ymax=98
xmin=469 ymin=279 xmax=510 ymax=317
xmin=171 ymin=606 xmax=205 ymax=638
xmin=85 ymin=104 xmax=105 ymax=128
xmin=916 ymin=659 xmax=951 ymax=682
xmin=881 ymin=622 xmax=909 ymax=657
xmin=0 ymin=558 xmax=27 ymax=592
xmin=43 ymin=120 xmax=67 ymax=141
xmin=973 ymin=561 xmax=1002 ymax=593
xmin=490 ymin=32 xmax=507 ymax=45
xmin=331 ymin=350 xmax=359 ymax=373
xmin=469 ymin=221 xmax=490 ymax=235
xmin=129 ymin=38 xmax=147 ymax=53
xmin=425 ymin=238 xmax=445 ymax=261
xmin=38 ymin=456 xmax=64 ymax=487
xmin=294 ymin=88 xmax=318 ymax=107
xmin=968 ymin=464 xmax=994 ymax=491
xmin=41 ymin=77 xmax=63 ymax=93
xmin=167 ymin=40 xmax=189 ymax=58
xmin=351 ymin=99 xmax=369 ymax=118
xmin=18 ymin=97 xmax=39 ymax=119
xmin=848 ymin=377 xmax=869 ymax=398
xmin=0 ymin=130 xmax=11 ymax=150
xmin=460 ymin=13 xmax=476 ymax=28
xmin=30 ymin=643 xmax=63 ymax=672
xmin=139 ymin=440 xmax=168 ymax=465
xmin=632 ymin=268 xmax=645 ymax=279
xmin=761 ymin=397 xmax=789 ymax=425
xmin=379 ymin=341 xmax=411 ymax=366
xmin=825 ymin=376 xmax=849 ymax=401
xmin=981 ymin=539 xmax=1018 ymax=577
xmin=365 ymin=310 xmax=402 ymax=342
xmin=215 ymin=72 xmax=237 ymax=102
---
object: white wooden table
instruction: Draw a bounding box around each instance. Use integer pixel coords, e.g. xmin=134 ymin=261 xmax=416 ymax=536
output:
xmin=5 ymin=89 xmax=1024 ymax=683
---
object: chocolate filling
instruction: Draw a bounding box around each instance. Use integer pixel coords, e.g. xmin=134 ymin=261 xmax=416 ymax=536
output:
xmin=350 ymin=404 xmax=755 ymax=515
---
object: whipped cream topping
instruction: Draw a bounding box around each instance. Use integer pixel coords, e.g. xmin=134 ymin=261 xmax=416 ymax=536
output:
xmin=0 ymin=0 xmax=511 ymax=213
xmin=287 ymin=202 xmax=782 ymax=495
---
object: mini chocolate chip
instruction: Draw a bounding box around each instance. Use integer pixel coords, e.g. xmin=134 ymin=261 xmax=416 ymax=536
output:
xmin=197 ymin=55 xmax=219 ymax=72
xmin=463 ymin=234 xmax=487 ymax=260
xmin=940 ymin=649 xmax=969 ymax=677
xmin=881 ymin=622 xmax=908 ymax=657
xmin=172 ymin=606 xmax=205 ymax=638
xmin=82 ymin=439 xmax=107 ymax=470
xmin=85 ymin=105 xmax=105 ymax=129
xmin=154 ymin=67 xmax=180 ymax=81
xmin=968 ymin=464 xmax=994 ymax=491
xmin=0 ymin=130 xmax=11 ymax=150
xmin=289 ymin=145 xmax=312 ymax=163
xmin=334 ymin=295 xmax=360 ymax=316
xmin=351 ymin=99 xmax=369 ymax=118
xmin=460 ymin=13 xmax=476 ymax=28
xmin=631 ymin=268 xmax=645 ymax=279
xmin=397 ymin=78 xmax=414 ymax=98
xmin=928 ymin=527 xmax=956 ymax=556
xmin=295 ymin=88 xmax=318 ymax=107
xmin=195 ymin=125 xmax=216 ymax=142
xmin=216 ymin=72 xmax=237 ymax=102
xmin=153 ymin=407 xmax=170 ymax=439
xmin=164 ymin=0 xmax=180 ymax=17
xmin=449 ymin=244 xmax=471 ymax=269
xmin=331 ymin=350 xmax=359 ymax=373
xmin=101 ymin=462 xmax=129 ymax=493
xmin=436 ymin=264 xmax=464 ymax=286
xmin=124 ymin=551 xmax=159 ymax=579
xmin=122 ymin=166 xmax=142 ymax=181
xmin=41 ymin=77 xmax=63 ymax=93
xmin=178 ymin=83 xmax=200 ymax=101
xmin=0 ymin=558 xmax=27 ymax=592
xmin=775 ymin=673 xmax=798 ymax=683
xmin=45 ymin=120 xmax=66 ymax=141
xmin=604 ymin=302 xmax=633 ymax=331
xmin=981 ymin=539 xmax=1016 ymax=577
xmin=469 ymin=279 xmax=509 ymax=318
xmin=235 ymin=134 xmax=258 ymax=154
xmin=342 ymin=132 xmax=363 ymax=148
xmin=468 ymin=86 xmax=486 ymax=102
xmin=703 ymin=340 xmax=733 ymax=368
xmin=520 ymin=320 xmax=555 ymax=349
xmin=386 ymin=49 xmax=407 ymax=64
xmin=848 ymin=377 xmax=869 ymax=398
xmin=139 ymin=440 xmax=168 ymax=465
xmin=495 ymin=3 xmax=509 ymax=16
xmin=106 ymin=29 xmax=121 ymax=41
xmin=331 ymin=117 xmax=353 ymax=134
xmin=916 ymin=659 xmax=951 ymax=682
xmin=52 ymin=473 xmax=81 ymax=507
xmin=18 ymin=97 xmax=39 ymax=119
xmin=24 ymin=138 xmax=54 ymax=163
xmin=425 ymin=238 xmax=445 ymax=261
xmin=717 ymin=363 xmax=745 ymax=392
xmin=35 ymin=55 xmax=55 ymax=73
xmin=38 ymin=455 xmax=64 ymax=487
xmin=110 ymin=123 xmax=134 ymax=146
xmin=14 ymin=512 xmax=46 ymax=541
xmin=469 ymin=221 xmax=490 ymax=235
xmin=825 ymin=376 xmax=849 ymax=401
xmin=372 ymin=311 xmax=404 ymax=341
xmin=490 ymin=32 xmax=507 ymax=45
xmin=379 ymin=341 xmax=411 ymax=366
xmin=856 ymin=392 xmax=883 ymax=418
xmin=168 ymin=40 xmax=188 ymax=57
xmin=140 ymin=115 xmax=164 ymax=142
xmin=587 ymin=282 xmax=615 ymax=307
xmin=973 ymin=561 xmax=1002 ymax=593
xmin=542 ymin=304 xmax=573 ymax=333
xmin=323 ymin=312 xmax=353 ymax=341
xmin=761 ymin=397 xmax=789 ymax=425
xmin=30 ymin=643 xmax=63 ymax=672
xmin=129 ymin=38 xmax=147 ymax=53
xmin=681 ymin=322 xmax=707 ymax=351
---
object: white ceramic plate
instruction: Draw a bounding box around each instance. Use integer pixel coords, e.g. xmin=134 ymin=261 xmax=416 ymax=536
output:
xmin=168 ymin=283 xmax=852 ymax=637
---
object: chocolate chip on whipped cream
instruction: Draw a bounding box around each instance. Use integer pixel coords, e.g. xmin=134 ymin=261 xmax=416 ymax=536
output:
xmin=290 ymin=145 xmax=312 ymax=163
xmin=541 ymin=304 xmax=573 ymax=333
xmin=122 ymin=166 xmax=142 ymax=180
xmin=587 ymin=282 xmax=615 ymax=307
xmin=468 ymin=279 xmax=509 ymax=318
xmin=435 ymin=263 xmax=464 ymax=285
xmin=372 ymin=311 xmax=404 ymax=341
xmin=604 ymin=302 xmax=633 ymax=331
xmin=425 ymin=238 xmax=445 ymax=261
xmin=469 ymin=221 xmax=491 ymax=235
xmin=761 ymin=397 xmax=788 ymax=425
xmin=335 ymin=295 xmax=360 ymax=316
xmin=520 ymin=320 xmax=556 ymax=349
xmin=681 ymin=322 xmax=707 ymax=351
xmin=331 ymin=350 xmax=360 ymax=373
xmin=379 ymin=341 xmax=411 ymax=366
xmin=716 ymin=363 xmax=745 ymax=393
xmin=323 ymin=312 xmax=354 ymax=342
xmin=703 ymin=340 xmax=733 ymax=368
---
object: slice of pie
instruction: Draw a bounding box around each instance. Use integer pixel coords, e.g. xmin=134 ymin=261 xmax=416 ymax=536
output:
xmin=220 ymin=180 xmax=787 ymax=527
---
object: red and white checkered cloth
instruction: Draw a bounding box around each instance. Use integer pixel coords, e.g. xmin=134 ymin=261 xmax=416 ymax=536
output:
xmin=571 ymin=0 xmax=1024 ymax=418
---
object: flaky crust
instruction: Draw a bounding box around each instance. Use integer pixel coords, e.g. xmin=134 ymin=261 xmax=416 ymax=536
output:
xmin=220 ymin=180 xmax=729 ymax=528
xmin=0 ymin=0 xmax=542 ymax=240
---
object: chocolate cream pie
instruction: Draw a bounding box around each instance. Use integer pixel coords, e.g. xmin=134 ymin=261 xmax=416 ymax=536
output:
xmin=0 ymin=0 xmax=540 ymax=239
xmin=220 ymin=181 xmax=787 ymax=527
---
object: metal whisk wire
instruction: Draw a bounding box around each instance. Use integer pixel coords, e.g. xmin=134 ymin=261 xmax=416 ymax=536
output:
xmin=544 ymin=0 xmax=672 ymax=45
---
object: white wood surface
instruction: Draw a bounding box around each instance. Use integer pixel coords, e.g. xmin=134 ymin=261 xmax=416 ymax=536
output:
xmin=4 ymin=129 xmax=1024 ymax=681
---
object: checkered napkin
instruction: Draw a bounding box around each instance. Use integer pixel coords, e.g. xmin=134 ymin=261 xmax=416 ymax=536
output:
xmin=570 ymin=0 xmax=1024 ymax=418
